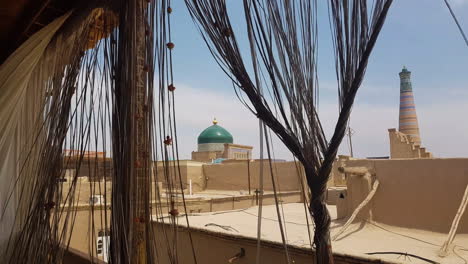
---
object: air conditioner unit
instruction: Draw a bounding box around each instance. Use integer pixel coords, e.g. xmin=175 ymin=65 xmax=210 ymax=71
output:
xmin=89 ymin=195 xmax=104 ymax=205
xmin=97 ymin=231 xmax=110 ymax=262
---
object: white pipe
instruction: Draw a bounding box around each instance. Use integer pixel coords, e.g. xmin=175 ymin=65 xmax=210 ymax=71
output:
xmin=189 ymin=179 xmax=193 ymax=196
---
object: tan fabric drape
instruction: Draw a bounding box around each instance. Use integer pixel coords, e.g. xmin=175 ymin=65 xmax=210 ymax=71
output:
xmin=0 ymin=12 xmax=71 ymax=253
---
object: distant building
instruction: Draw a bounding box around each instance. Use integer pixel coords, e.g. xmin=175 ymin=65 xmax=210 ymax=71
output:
xmin=62 ymin=150 xmax=112 ymax=181
xmin=389 ymin=66 xmax=432 ymax=159
xmin=398 ymin=66 xmax=421 ymax=145
xmin=191 ymin=119 xmax=253 ymax=162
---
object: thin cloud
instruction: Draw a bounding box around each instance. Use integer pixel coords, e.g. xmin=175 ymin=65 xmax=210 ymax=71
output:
xmin=451 ymin=0 xmax=468 ymax=6
xmin=173 ymin=84 xmax=468 ymax=160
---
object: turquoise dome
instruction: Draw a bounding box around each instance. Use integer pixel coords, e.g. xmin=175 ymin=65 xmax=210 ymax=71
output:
xmin=197 ymin=120 xmax=233 ymax=144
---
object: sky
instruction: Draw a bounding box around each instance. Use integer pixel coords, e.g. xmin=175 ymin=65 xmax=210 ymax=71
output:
xmin=167 ymin=0 xmax=468 ymax=160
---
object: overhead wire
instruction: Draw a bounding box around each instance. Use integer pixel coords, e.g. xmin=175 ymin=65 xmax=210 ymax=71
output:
xmin=184 ymin=0 xmax=394 ymax=262
xmin=442 ymin=0 xmax=468 ymax=48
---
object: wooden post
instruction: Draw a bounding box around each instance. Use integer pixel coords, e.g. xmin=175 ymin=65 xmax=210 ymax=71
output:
xmin=132 ymin=0 xmax=150 ymax=262
xmin=439 ymin=184 xmax=468 ymax=257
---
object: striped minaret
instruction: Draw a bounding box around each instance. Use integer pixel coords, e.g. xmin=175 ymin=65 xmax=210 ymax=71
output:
xmin=398 ymin=66 xmax=421 ymax=145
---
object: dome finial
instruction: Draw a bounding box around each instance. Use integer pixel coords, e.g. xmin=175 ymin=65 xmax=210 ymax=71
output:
xmin=213 ymin=118 xmax=218 ymax=125
xmin=402 ymin=66 xmax=409 ymax=72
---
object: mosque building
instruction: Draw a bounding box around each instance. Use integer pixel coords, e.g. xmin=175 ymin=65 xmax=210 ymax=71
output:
xmin=191 ymin=118 xmax=253 ymax=162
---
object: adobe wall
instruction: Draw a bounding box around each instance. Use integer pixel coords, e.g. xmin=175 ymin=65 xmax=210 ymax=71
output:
xmin=186 ymin=162 xmax=206 ymax=192
xmin=334 ymin=159 xmax=376 ymax=221
xmin=60 ymin=172 xmax=113 ymax=204
xmin=65 ymin=191 xmax=301 ymax=255
xmin=63 ymin=247 xmax=106 ymax=264
xmin=340 ymin=158 xmax=468 ymax=233
xmin=154 ymin=160 xmax=205 ymax=191
xmin=388 ymin=128 xmax=432 ymax=159
xmin=191 ymin=151 xmax=221 ymax=162
xmin=69 ymin=159 xmax=308 ymax=196
xmin=64 ymin=208 xmax=110 ymax=261
xmin=331 ymin=155 xmax=355 ymax=187
xmin=203 ymin=160 xmax=302 ymax=192
xmin=152 ymin=223 xmax=397 ymax=264
xmin=63 ymin=157 xmax=113 ymax=181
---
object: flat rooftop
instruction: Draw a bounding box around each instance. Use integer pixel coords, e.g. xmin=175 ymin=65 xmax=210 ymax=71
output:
xmin=170 ymin=203 xmax=468 ymax=264
xmin=171 ymin=189 xmax=286 ymax=199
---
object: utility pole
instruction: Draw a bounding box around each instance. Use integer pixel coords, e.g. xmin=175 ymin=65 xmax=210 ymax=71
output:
xmin=347 ymin=124 xmax=354 ymax=157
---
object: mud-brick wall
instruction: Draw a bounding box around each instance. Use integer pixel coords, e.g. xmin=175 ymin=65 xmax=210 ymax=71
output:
xmin=203 ymin=160 xmax=303 ymax=192
xmin=154 ymin=160 xmax=205 ymax=192
xmin=152 ymin=223 xmax=397 ymax=264
xmin=342 ymin=158 xmax=468 ymax=233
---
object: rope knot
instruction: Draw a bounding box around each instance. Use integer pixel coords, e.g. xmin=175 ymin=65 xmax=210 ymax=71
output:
xmin=44 ymin=201 xmax=56 ymax=210
xmin=166 ymin=42 xmax=175 ymax=50
xmin=223 ymin=28 xmax=232 ymax=37
xmin=164 ymin=136 xmax=172 ymax=145
xmin=135 ymin=160 xmax=142 ymax=168
xmin=169 ymin=208 xmax=179 ymax=216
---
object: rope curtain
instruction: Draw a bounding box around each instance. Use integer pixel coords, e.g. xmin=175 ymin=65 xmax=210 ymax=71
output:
xmin=1 ymin=11 xmax=95 ymax=263
xmin=0 ymin=12 xmax=72 ymax=261
xmin=1 ymin=1 xmax=197 ymax=263
xmin=184 ymin=0 xmax=393 ymax=263
xmin=0 ymin=0 xmax=396 ymax=263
